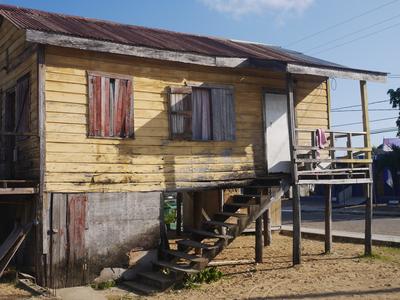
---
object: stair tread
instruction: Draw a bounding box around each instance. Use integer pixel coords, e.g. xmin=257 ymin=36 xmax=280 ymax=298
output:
xmin=177 ymin=239 xmax=219 ymax=250
xmin=232 ymin=194 xmax=261 ymax=199
xmin=154 ymin=260 xmax=200 ymax=274
xmin=225 ymin=202 xmax=259 ymax=207
xmin=216 ymin=212 xmax=248 ymax=218
xmin=163 ymin=249 xmax=208 ymax=262
xmin=248 ymin=185 xmax=279 ymax=188
xmin=123 ymin=281 xmax=160 ymax=295
xmin=137 ymin=271 xmax=175 ymax=285
xmin=203 ymin=220 xmax=237 ymax=228
xmin=188 ymin=228 xmax=233 ymax=239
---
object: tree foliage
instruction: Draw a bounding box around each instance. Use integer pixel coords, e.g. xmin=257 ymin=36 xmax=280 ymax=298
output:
xmin=387 ymin=88 xmax=400 ymax=136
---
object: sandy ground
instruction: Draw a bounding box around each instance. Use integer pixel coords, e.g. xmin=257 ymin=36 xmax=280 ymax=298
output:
xmin=2 ymin=234 xmax=400 ymax=299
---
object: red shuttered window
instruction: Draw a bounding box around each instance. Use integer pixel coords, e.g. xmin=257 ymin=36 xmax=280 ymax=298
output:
xmin=88 ymin=72 xmax=134 ymax=138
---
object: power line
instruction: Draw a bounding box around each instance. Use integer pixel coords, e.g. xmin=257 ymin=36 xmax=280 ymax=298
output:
xmin=285 ymin=0 xmax=399 ymax=47
xmin=311 ymin=20 xmax=400 ymax=55
xmin=332 ymin=117 xmax=397 ymax=128
xmin=332 ymin=99 xmax=390 ymax=111
xmin=332 ymin=108 xmax=396 ymax=112
xmin=305 ymin=13 xmax=400 ymax=53
xmin=370 ymin=127 xmax=398 ymax=134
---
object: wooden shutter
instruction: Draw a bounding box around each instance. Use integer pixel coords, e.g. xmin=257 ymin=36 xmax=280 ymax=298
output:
xmin=88 ymin=73 xmax=134 ymax=138
xmin=211 ymin=88 xmax=235 ymax=141
xmin=169 ymin=86 xmax=192 ymax=140
xmin=15 ymin=74 xmax=30 ymax=137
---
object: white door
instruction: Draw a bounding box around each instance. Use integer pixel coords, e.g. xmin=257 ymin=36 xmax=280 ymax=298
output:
xmin=264 ymin=93 xmax=291 ymax=173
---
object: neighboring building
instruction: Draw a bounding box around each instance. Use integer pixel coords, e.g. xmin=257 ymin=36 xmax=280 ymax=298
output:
xmin=0 ymin=5 xmax=386 ymax=291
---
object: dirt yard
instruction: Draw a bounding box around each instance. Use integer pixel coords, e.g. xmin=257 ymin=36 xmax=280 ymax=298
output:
xmin=1 ymin=234 xmax=400 ymax=299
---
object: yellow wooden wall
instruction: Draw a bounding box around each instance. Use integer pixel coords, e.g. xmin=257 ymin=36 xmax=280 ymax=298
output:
xmin=43 ymin=46 xmax=328 ymax=193
xmin=0 ymin=20 xmax=39 ymax=179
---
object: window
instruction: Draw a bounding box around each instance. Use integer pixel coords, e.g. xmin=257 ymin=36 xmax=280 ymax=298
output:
xmin=88 ymin=73 xmax=134 ymax=138
xmin=15 ymin=74 xmax=30 ymax=139
xmin=169 ymin=86 xmax=235 ymax=141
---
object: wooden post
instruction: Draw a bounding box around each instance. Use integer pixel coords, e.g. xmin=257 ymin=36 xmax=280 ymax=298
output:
xmin=255 ymin=216 xmax=263 ymax=263
xmin=263 ymin=209 xmax=272 ymax=246
xmin=193 ymin=192 xmax=202 ymax=229
xmin=176 ymin=193 xmax=182 ymax=236
xmin=365 ymin=183 xmax=373 ymax=256
xmin=292 ymin=184 xmax=302 ymax=265
xmin=360 ymin=80 xmax=371 ymax=159
xmin=325 ymin=185 xmax=332 ymax=254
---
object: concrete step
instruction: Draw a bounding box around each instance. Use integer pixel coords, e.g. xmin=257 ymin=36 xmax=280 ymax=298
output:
xmin=137 ymin=271 xmax=175 ymax=290
xmin=122 ymin=280 xmax=160 ymax=295
xmin=153 ymin=260 xmax=200 ymax=274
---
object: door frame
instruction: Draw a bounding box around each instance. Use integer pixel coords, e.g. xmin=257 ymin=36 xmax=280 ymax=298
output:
xmin=262 ymin=88 xmax=288 ymax=174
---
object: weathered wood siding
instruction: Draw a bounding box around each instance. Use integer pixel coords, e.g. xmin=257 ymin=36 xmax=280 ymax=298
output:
xmin=43 ymin=46 xmax=328 ymax=193
xmin=295 ymin=75 xmax=330 ymax=146
xmin=0 ymin=20 xmax=39 ymax=179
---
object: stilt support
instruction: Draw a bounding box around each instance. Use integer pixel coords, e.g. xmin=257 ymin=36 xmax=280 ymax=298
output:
xmin=255 ymin=216 xmax=263 ymax=263
xmin=263 ymin=209 xmax=272 ymax=246
xmin=365 ymin=183 xmax=373 ymax=256
xmin=325 ymin=185 xmax=332 ymax=254
xmin=293 ymin=184 xmax=301 ymax=265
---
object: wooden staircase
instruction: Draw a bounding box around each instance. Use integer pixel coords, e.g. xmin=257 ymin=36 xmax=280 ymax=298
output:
xmin=123 ymin=176 xmax=290 ymax=295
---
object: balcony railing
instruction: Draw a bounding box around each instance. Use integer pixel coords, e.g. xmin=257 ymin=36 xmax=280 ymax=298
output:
xmin=293 ymin=128 xmax=372 ymax=184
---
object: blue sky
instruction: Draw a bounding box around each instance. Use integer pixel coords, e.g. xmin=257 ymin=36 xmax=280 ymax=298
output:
xmin=1 ymin=0 xmax=400 ymax=145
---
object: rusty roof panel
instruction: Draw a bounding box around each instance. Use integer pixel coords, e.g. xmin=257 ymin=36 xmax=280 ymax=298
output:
xmin=0 ymin=4 xmax=386 ymax=76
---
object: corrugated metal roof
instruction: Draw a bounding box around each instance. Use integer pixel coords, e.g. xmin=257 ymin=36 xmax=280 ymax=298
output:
xmin=0 ymin=4 xmax=386 ymax=77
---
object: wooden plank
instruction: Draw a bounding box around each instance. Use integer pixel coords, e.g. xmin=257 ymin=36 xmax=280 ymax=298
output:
xmin=263 ymin=209 xmax=271 ymax=246
xmin=292 ymin=184 xmax=301 ymax=265
xmin=365 ymin=183 xmax=373 ymax=256
xmin=0 ymin=187 xmax=37 ymax=194
xmin=360 ymin=81 xmax=371 ymax=160
xmin=255 ymin=216 xmax=263 ymax=263
xmin=325 ymin=185 xmax=332 ymax=254
xmin=66 ymin=194 xmax=88 ymax=286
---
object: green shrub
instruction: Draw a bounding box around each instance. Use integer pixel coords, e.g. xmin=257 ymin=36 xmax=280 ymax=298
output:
xmin=180 ymin=267 xmax=223 ymax=289
xmin=91 ymin=279 xmax=116 ymax=290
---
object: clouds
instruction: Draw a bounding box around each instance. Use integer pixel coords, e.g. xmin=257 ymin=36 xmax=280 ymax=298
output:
xmin=199 ymin=0 xmax=314 ymax=18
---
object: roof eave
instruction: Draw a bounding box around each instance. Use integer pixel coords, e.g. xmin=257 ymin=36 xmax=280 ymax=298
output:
xmin=25 ymin=29 xmax=387 ymax=83
xmin=287 ymin=63 xmax=387 ymax=83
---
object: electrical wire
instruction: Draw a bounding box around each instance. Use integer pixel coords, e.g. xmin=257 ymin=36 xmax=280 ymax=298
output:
xmin=285 ymin=0 xmax=399 ymax=47
xmin=332 ymin=117 xmax=397 ymax=128
xmin=332 ymin=99 xmax=390 ymax=111
xmin=304 ymin=12 xmax=400 ymax=53
xmin=332 ymin=108 xmax=396 ymax=112
xmin=370 ymin=127 xmax=398 ymax=134
xmin=311 ymin=20 xmax=400 ymax=55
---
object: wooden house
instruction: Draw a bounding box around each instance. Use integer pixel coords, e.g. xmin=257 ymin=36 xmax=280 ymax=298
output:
xmin=0 ymin=4 xmax=387 ymax=293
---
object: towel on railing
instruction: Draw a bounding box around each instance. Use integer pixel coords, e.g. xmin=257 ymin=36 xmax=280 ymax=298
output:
xmin=315 ymin=128 xmax=328 ymax=159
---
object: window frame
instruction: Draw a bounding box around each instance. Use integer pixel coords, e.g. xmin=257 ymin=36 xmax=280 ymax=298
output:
xmin=87 ymin=71 xmax=134 ymax=140
xmin=168 ymin=83 xmax=236 ymax=142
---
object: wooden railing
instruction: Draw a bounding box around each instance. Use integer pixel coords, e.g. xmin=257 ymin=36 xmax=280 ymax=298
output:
xmin=293 ymin=128 xmax=372 ymax=183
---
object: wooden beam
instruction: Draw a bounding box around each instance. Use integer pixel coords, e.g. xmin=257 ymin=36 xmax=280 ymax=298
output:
xmin=365 ymin=183 xmax=373 ymax=256
xmin=360 ymin=80 xmax=372 ymax=160
xmin=0 ymin=188 xmax=37 ymax=194
xmin=255 ymin=216 xmax=263 ymax=263
xmin=292 ymin=184 xmax=302 ymax=265
xmin=263 ymin=209 xmax=272 ymax=247
xmin=25 ymin=30 xmax=387 ymax=81
xmin=325 ymin=185 xmax=332 ymax=254
xmin=26 ymin=30 xmax=247 ymax=68
xmin=298 ymin=178 xmax=372 ymax=185
xmin=287 ymin=64 xmax=387 ymax=83
xmin=287 ymin=74 xmax=297 ymax=184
